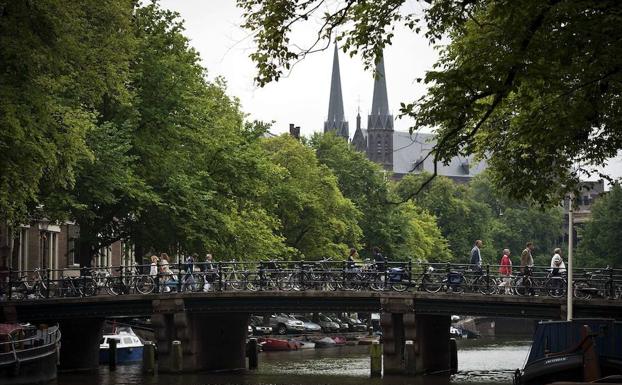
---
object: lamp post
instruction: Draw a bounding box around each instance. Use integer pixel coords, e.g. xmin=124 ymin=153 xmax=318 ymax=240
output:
xmin=567 ymin=195 xmax=574 ymax=321
xmin=39 ymin=219 xmax=50 ymax=269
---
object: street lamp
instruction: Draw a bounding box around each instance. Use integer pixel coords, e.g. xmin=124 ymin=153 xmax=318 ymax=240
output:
xmin=39 ymin=218 xmax=50 ymax=269
xmin=567 ymin=195 xmax=574 ymax=321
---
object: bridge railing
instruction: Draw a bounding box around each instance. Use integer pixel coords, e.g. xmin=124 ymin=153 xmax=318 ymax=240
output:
xmin=1 ymin=260 xmax=621 ymax=301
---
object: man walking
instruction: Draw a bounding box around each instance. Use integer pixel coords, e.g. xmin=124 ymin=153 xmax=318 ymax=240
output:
xmin=470 ymin=240 xmax=483 ymax=273
xmin=520 ymin=242 xmax=536 ymax=295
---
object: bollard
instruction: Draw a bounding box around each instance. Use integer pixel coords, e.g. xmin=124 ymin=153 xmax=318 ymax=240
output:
xmin=404 ymin=340 xmax=416 ymax=375
xmin=143 ymin=341 xmax=156 ymax=374
xmin=171 ymin=340 xmax=183 ymax=372
xmin=370 ymin=340 xmax=382 ymax=377
xmin=108 ymin=338 xmax=118 ymax=371
xmin=450 ymin=338 xmax=458 ymax=375
xmin=247 ymin=338 xmax=258 ymax=370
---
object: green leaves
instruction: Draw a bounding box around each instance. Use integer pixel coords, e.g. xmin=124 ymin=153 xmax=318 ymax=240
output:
xmin=238 ymin=0 xmax=622 ymax=205
xmin=261 ymin=134 xmax=362 ymax=260
xmin=0 ymin=0 xmax=135 ymax=226
xmin=577 ymin=184 xmax=622 ymax=268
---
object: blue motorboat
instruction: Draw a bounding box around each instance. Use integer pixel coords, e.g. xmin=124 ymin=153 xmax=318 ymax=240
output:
xmin=99 ymin=327 xmax=144 ymax=364
xmin=514 ymin=319 xmax=622 ymax=385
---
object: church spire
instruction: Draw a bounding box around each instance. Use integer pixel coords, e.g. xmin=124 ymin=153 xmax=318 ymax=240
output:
xmin=324 ymin=43 xmax=349 ymax=138
xmin=367 ymin=52 xmax=393 ymax=171
xmin=371 ymin=55 xmax=389 ymax=116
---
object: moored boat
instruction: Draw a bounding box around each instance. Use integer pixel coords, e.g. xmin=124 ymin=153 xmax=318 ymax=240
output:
xmin=0 ymin=323 xmax=61 ymax=385
xmin=99 ymin=327 xmax=144 ymax=364
xmin=514 ymin=319 xmax=622 ymax=385
xmin=298 ymin=340 xmax=315 ymax=349
xmin=332 ymin=336 xmax=346 ymax=345
xmin=258 ymin=337 xmax=300 ymax=351
xmin=314 ymin=336 xmax=337 ymax=348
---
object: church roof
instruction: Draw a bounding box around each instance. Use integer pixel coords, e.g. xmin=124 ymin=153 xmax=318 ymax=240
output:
xmin=357 ymin=129 xmax=487 ymax=178
xmin=392 ymin=131 xmax=486 ymax=177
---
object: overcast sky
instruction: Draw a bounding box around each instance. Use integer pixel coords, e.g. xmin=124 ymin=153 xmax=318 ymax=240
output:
xmin=159 ymin=0 xmax=434 ymax=137
xmin=159 ymin=0 xmax=622 ymax=186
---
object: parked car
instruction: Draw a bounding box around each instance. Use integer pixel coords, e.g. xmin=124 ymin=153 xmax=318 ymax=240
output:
xmin=328 ymin=315 xmax=349 ymax=332
xmin=249 ymin=315 xmax=273 ymax=335
xmin=269 ymin=313 xmax=305 ymax=335
xmin=340 ymin=316 xmax=368 ymax=332
xmin=291 ymin=314 xmax=322 ymax=333
xmin=317 ymin=314 xmax=340 ymax=333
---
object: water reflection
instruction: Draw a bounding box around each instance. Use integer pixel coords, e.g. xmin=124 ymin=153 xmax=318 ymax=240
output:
xmin=55 ymin=338 xmax=531 ymax=385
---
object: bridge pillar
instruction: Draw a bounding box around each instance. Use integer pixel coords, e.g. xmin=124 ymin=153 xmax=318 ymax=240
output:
xmin=381 ymin=298 xmax=451 ymax=376
xmin=58 ymin=318 xmax=105 ymax=371
xmin=152 ymin=299 xmax=249 ymax=372
xmin=380 ymin=298 xmax=411 ymax=375
xmin=411 ymin=314 xmax=451 ymax=375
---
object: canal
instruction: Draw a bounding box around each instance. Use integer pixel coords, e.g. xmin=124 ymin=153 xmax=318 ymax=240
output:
xmin=54 ymin=338 xmax=531 ymax=385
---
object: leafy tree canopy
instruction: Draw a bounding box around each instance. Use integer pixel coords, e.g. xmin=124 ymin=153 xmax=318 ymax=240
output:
xmin=310 ymin=132 xmax=451 ymax=262
xmin=577 ymin=184 xmax=622 ymax=268
xmin=237 ymin=0 xmax=622 ymax=206
xmin=0 ymin=0 xmax=135 ymax=225
xmin=261 ymin=134 xmax=362 ymax=260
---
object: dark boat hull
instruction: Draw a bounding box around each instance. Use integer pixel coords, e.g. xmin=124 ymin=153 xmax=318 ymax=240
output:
xmin=517 ymin=319 xmax=622 ymax=385
xmin=0 ymin=341 xmax=58 ymax=385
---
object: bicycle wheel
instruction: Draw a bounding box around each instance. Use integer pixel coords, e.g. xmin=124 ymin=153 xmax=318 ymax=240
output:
xmin=80 ymin=277 xmax=97 ymax=297
xmin=573 ymin=280 xmax=591 ymax=300
xmin=421 ymin=274 xmax=442 ymax=293
xmin=135 ymin=275 xmax=155 ymax=294
xmin=391 ymin=281 xmax=408 ymax=292
xmin=287 ymin=273 xmax=302 ymax=291
xmin=546 ymin=278 xmax=566 ymax=298
xmin=10 ymin=282 xmax=28 ymax=300
xmin=370 ymin=274 xmax=385 ymax=291
xmin=106 ymin=277 xmax=123 ymax=296
xmin=477 ymin=276 xmax=498 ymax=295
xmin=514 ymin=277 xmax=530 ymax=296
xmin=448 ymin=281 xmax=465 ymax=293
xmin=227 ymin=271 xmax=244 ymax=291
xmin=276 ymin=272 xmax=293 ymax=291
xmin=245 ymin=272 xmax=260 ymax=291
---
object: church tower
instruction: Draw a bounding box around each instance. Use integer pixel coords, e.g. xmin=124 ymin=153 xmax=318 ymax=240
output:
xmin=324 ymin=44 xmax=349 ymax=139
xmin=366 ymin=54 xmax=393 ymax=170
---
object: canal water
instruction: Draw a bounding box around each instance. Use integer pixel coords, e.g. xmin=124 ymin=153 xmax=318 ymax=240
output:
xmin=55 ymin=338 xmax=531 ymax=385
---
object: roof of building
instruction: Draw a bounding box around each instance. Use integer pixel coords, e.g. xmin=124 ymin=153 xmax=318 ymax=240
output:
xmin=356 ymin=129 xmax=487 ymax=178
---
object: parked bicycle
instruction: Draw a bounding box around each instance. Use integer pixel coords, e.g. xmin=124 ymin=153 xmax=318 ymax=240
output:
xmin=59 ymin=270 xmax=96 ymax=297
xmin=106 ymin=265 xmax=155 ymax=295
xmin=574 ymin=266 xmax=621 ymax=300
xmin=544 ymin=268 xmax=566 ymax=298
xmin=10 ymin=268 xmax=53 ymax=299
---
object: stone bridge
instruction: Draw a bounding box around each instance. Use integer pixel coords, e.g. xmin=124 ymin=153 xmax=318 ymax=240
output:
xmin=3 ymin=291 xmax=621 ymax=375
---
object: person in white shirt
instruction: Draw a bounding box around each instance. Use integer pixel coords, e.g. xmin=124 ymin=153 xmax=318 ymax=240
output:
xmin=550 ymin=248 xmax=566 ymax=275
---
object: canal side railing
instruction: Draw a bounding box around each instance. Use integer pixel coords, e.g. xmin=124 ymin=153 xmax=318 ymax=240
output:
xmin=1 ymin=260 xmax=621 ymax=301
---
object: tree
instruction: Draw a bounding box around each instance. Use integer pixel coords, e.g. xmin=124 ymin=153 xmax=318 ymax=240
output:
xmin=396 ymin=174 xmax=491 ymax=261
xmin=310 ymin=133 xmax=392 ymax=256
xmin=0 ymin=0 xmax=135 ymax=226
xmin=577 ymin=185 xmax=622 ymax=267
xmin=237 ymin=0 xmax=622 ymax=206
xmin=310 ymin=132 xmax=450 ymax=261
xmin=469 ymin=172 xmax=563 ymax=265
xmin=129 ymin=3 xmax=287 ymax=262
xmin=261 ymin=134 xmax=362 ymax=260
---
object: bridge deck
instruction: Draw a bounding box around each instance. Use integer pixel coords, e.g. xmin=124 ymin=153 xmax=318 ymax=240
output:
xmin=3 ymin=291 xmax=621 ymax=322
